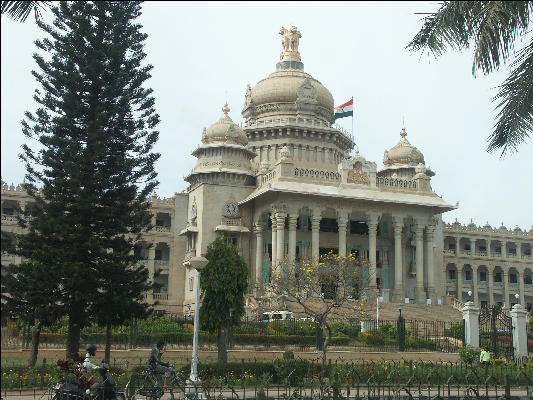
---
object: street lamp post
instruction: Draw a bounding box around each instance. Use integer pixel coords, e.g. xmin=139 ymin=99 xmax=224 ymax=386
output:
xmin=185 ymin=256 xmax=208 ymax=390
xmin=397 ymin=305 xmax=404 ymax=352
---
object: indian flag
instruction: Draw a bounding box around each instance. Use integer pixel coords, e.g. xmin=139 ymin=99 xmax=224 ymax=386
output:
xmin=334 ymin=98 xmax=353 ymax=120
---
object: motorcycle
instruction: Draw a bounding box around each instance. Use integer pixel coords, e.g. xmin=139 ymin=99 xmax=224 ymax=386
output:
xmin=53 ymin=362 xmax=125 ymax=400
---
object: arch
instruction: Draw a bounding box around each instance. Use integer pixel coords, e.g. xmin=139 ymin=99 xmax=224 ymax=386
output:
xmin=1 ymin=199 xmax=20 ymax=216
xmin=443 ymin=236 xmax=456 ymax=252
xmin=462 ymin=264 xmax=473 ymax=283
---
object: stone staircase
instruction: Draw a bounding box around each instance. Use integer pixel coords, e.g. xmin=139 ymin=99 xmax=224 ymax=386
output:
xmin=363 ymin=302 xmax=463 ymax=322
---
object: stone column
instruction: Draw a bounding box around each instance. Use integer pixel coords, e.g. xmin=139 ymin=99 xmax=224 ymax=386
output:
xmin=288 ymin=214 xmax=298 ymax=264
xmin=311 ymin=213 xmax=321 ymax=262
xmin=488 ymin=266 xmax=494 ymax=305
xmin=425 ymin=224 xmax=436 ymax=302
xmin=510 ymin=304 xmax=528 ymax=360
xmin=457 ymin=265 xmax=463 ymax=302
xmin=517 ymin=242 xmax=522 ymax=259
xmin=337 ymin=210 xmax=349 ymax=257
xmin=502 ymin=240 xmax=507 ymax=258
xmin=503 ymin=269 xmax=509 ymax=308
xmin=414 ymin=221 xmax=425 ymax=303
xmin=462 ymin=301 xmax=480 ymax=348
xmin=271 ymin=215 xmax=277 ymax=269
xmin=276 ymin=212 xmax=286 ymax=267
xmin=518 ymin=269 xmax=525 ymax=306
xmin=470 ymin=238 xmax=475 ymax=255
xmin=486 ymin=237 xmax=491 ymax=257
xmin=367 ymin=212 xmax=379 ymax=289
xmin=254 ymin=223 xmax=263 ymax=294
xmin=455 ymin=236 xmax=460 ymax=255
xmin=392 ymin=216 xmax=404 ymax=302
xmin=472 ymin=265 xmax=479 ymax=305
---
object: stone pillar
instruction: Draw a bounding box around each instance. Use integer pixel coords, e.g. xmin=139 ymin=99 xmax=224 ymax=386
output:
xmin=472 ymin=265 xmax=479 ymax=305
xmin=414 ymin=222 xmax=425 ymax=303
xmin=503 ymin=270 xmax=509 ymax=308
xmin=254 ymin=223 xmax=263 ymax=294
xmin=288 ymin=214 xmax=298 ymax=264
xmin=367 ymin=212 xmax=379 ymax=289
xmin=271 ymin=215 xmax=277 ymax=269
xmin=337 ymin=210 xmax=349 ymax=257
xmin=462 ymin=301 xmax=480 ymax=348
xmin=488 ymin=266 xmax=494 ymax=305
xmin=486 ymin=237 xmax=491 ymax=257
xmin=276 ymin=213 xmax=286 ymax=267
xmin=425 ymin=224 xmax=436 ymax=302
xmin=455 ymin=236 xmax=460 ymax=255
xmin=457 ymin=265 xmax=463 ymax=302
xmin=392 ymin=216 xmax=404 ymax=302
xmin=517 ymin=242 xmax=522 ymax=259
xmin=311 ymin=213 xmax=321 ymax=262
xmin=502 ymin=240 xmax=507 ymax=258
xmin=510 ymin=304 xmax=528 ymax=360
xmin=518 ymin=269 xmax=525 ymax=306
xmin=470 ymin=238 xmax=475 ymax=255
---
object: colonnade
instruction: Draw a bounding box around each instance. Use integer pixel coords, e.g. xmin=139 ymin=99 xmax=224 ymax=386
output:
xmin=253 ymin=207 xmax=438 ymax=303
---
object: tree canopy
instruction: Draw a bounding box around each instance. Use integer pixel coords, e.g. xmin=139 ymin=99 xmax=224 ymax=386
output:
xmin=407 ymin=1 xmax=533 ymax=156
xmin=199 ymin=236 xmax=249 ymax=363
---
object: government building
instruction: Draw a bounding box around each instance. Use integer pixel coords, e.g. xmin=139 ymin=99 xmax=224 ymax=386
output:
xmin=2 ymin=27 xmax=532 ymax=316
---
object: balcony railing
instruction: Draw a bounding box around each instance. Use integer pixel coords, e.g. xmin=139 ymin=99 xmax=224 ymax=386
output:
xmin=154 ymin=226 xmax=171 ymax=233
xmin=478 ymin=281 xmax=488 ymax=287
xmin=154 ymin=259 xmax=169 ymax=267
xmin=443 ymin=249 xmax=456 ymax=255
xmin=509 ymin=282 xmax=519 ymax=289
xmin=1 ymin=214 xmax=18 ymax=223
xmin=525 ymin=284 xmax=533 ymax=290
xmin=138 ymin=259 xmax=148 ymax=266
xmin=493 ymin=282 xmax=504 ymax=288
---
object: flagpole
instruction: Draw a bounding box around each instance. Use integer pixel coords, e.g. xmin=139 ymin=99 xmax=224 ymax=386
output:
xmin=351 ymin=96 xmax=354 ymax=150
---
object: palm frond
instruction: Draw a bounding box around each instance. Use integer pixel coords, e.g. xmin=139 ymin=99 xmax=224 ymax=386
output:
xmin=406 ymin=1 xmax=478 ymax=56
xmin=488 ymin=38 xmax=533 ymax=155
xmin=471 ymin=1 xmax=532 ymax=76
xmin=1 ymin=1 xmax=50 ymax=22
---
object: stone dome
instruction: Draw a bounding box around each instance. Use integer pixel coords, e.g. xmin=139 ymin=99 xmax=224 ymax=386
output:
xmin=242 ymin=26 xmax=334 ymax=124
xmin=202 ymin=103 xmax=247 ymax=146
xmin=383 ymin=128 xmax=425 ymax=167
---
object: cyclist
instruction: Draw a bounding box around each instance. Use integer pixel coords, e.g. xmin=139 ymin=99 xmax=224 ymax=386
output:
xmin=147 ymin=341 xmax=174 ymax=388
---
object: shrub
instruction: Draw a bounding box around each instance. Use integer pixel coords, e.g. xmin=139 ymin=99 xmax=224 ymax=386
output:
xmin=329 ymin=321 xmax=359 ymax=338
xmin=443 ymin=323 xmax=463 ymax=339
xmin=491 ymin=358 xmax=505 ymax=366
xmin=379 ymin=322 xmax=398 ymax=338
xmin=459 ymin=345 xmax=481 ymax=365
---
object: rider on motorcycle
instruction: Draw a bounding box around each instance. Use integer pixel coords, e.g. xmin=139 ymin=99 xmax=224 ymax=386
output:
xmin=82 ymin=344 xmax=104 ymax=395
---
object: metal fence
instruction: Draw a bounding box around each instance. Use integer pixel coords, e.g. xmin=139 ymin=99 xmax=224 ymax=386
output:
xmin=2 ymin=360 xmax=532 ymax=399
xmin=3 ymin=316 xmax=469 ymax=354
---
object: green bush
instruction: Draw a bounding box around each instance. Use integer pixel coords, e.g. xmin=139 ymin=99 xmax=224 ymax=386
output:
xmin=443 ymin=323 xmax=463 ymax=339
xmin=458 ymin=345 xmax=481 ymax=364
xmin=329 ymin=321 xmax=360 ymax=338
xmin=379 ymin=322 xmax=398 ymax=338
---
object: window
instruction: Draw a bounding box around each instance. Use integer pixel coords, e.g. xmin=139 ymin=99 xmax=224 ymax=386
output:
xmin=465 ymin=270 xmax=472 ymax=281
xmin=479 ymin=246 xmax=486 ymax=252
xmin=509 ymin=273 xmax=517 ymax=284
xmin=320 ymin=218 xmax=338 ymax=233
xmin=525 ymin=274 xmax=532 ymax=285
xmin=479 ymin=271 xmax=487 ymax=281
xmin=189 ymin=277 xmax=194 ymax=291
xmin=226 ymin=236 xmax=238 ymax=247
xmin=464 ymin=244 xmax=471 ymax=251
xmin=449 ymin=243 xmax=456 ymax=250
xmin=508 ymin=248 xmax=516 ymax=255
xmin=448 ymin=270 xmax=456 ymax=280
xmin=494 ymin=272 xmax=502 ymax=282
xmin=350 ymin=221 xmax=368 ymax=235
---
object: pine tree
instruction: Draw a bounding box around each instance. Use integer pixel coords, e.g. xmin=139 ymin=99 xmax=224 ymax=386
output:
xmin=199 ymin=236 xmax=249 ymax=363
xmin=13 ymin=1 xmax=160 ymax=360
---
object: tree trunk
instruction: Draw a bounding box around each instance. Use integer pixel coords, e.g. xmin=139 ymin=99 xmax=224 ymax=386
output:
xmin=105 ymin=321 xmax=112 ymax=364
xmin=66 ymin=316 xmax=81 ymax=360
xmin=27 ymin=319 xmax=42 ymax=367
xmin=217 ymin=325 xmax=227 ymax=364
xmin=321 ymin=323 xmax=331 ymax=369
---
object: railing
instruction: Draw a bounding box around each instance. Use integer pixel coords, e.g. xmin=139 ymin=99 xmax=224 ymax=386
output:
xmin=494 ymin=282 xmax=504 ymax=288
xmin=477 ymin=250 xmax=487 ymax=257
xmin=220 ymin=218 xmax=242 ymax=226
xmin=154 ymin=260 xmax=169 ymax=267
xmin=478 ymin=281 xmax=488 ymax=287
xmin=260 ymin=169 xmax=276 ymax=186
xmin=523 ymin=254 xmax=532 ymax=259
xmin=459 ymin=250 xmax=472 ymax=256
xmin=152 ymin=293 xmax=168 ymax=301
xmin=1 ymin=214 xmax=18 ymax=222
xmin=154 ymin=226 xmax=170 ymax=232
xmin=525 ymin=283 xmax=533 ymax=290
xmin=138 ymin=259 xmax=148 ymax=266
xmin=245 ymin=117 xmax=355 ymax=143
xmin=443 ymin=249 xmax=456 ymax=255
xmin=293 ymin=167 xmax=341 ymax=182
xmin=447 ymin=295 xmax=464 ymax=311
xmin=376 ymin=176 xmax=417 ymax=190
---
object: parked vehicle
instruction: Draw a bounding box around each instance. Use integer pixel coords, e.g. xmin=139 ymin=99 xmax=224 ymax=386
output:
xmin=261 ymin=310 xmax=293 ymax=322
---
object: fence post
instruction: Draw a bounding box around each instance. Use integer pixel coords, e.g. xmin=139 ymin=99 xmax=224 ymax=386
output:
xmin=461 ymin=301 xmax=480 ymax=348
xmin=397 ymin=313 xmax=405 ymax=352
xmin=133 ymin=317 xmax=138 ymax=349
xmin=510 ymin=304 xmax=528 ymax=360
xmin=128 ymin=319 xmax=133 ymax=349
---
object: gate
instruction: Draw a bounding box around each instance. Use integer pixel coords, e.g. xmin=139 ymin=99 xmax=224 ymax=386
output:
xmin=479 ymin=305 xmax=514 ymax=361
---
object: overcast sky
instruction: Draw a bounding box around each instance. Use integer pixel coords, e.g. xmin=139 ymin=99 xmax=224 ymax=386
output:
xmin=2 ymin=1 xmax=532 ymax=230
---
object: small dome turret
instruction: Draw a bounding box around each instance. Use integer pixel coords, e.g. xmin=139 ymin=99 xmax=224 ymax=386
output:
xmin=203 ymin=103 xmax=247 ymax=146
xmin=383 ymin=128 xmax=425 ymax=167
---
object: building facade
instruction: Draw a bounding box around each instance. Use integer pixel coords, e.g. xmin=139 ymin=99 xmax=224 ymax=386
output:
xmin=2 ymin=27 xmax=532 ymax=315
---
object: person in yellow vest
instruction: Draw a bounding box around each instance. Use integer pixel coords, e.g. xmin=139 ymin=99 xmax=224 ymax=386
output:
xmin=479 ymin=347 xmax=491 ymax=366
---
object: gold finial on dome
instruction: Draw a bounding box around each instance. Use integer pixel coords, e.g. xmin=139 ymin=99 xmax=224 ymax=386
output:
xmin=400 ymin=127 xmax=407 ymax=140
xmin=222 ymin=102 xmax=230 ymax=117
